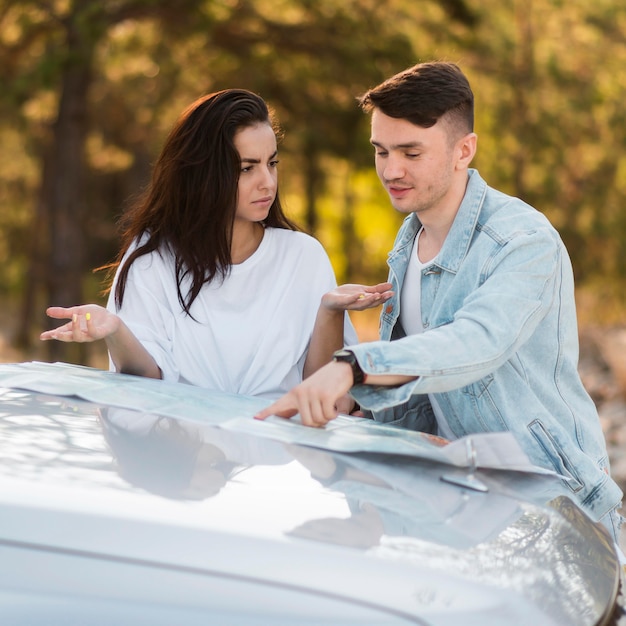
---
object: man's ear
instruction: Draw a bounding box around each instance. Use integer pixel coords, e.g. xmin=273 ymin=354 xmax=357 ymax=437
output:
xmin=455 ymin=132 xmax=477 ymax=170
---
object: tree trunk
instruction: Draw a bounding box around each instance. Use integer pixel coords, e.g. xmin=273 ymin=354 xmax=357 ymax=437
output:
xmin=14 ymin=141 xmax=52 ymax=352
xmin=42 ymin=23 xmax=95 ymax=364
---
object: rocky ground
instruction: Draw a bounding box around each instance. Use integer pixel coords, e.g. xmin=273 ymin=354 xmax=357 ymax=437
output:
xmin=579 ymin=327 xmax=626 ymax=495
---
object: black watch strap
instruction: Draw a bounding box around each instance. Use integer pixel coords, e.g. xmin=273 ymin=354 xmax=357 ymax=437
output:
xmin=332 ymin=349 xmax=365 ymax=385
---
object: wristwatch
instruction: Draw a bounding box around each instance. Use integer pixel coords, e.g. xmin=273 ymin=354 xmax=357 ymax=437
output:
xmin=332 ymin=349 xmax=365 ymax=385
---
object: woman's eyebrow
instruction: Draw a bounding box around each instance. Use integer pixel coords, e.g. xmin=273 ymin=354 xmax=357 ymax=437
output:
xmin=241 ymin=150 xmax=278 ymax=164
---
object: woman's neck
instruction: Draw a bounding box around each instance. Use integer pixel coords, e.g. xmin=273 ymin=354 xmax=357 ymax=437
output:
xmin=231 ymin=221 xmax=265 ymax=265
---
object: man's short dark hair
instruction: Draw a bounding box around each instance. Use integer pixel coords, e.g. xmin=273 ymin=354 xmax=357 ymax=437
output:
xmin=359 ymin=62 xmax=474 ymax=137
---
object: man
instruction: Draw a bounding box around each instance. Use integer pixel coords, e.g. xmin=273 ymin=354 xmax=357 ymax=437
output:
xmin=255 ymin=61 xmax=623 ymax=537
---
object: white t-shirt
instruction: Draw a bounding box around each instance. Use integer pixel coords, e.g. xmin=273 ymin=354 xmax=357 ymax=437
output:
xmin=107 ymin=227 xmax=357 ymax=400
xmin=399 ymin=229 xmax=455 ymax=440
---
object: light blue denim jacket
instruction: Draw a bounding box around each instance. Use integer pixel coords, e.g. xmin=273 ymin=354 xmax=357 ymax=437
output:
xmin=350 ymin=169 xmax=622 ymax=521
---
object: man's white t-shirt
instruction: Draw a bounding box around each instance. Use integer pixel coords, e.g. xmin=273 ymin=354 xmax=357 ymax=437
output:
xmin=107 ymin=227 xmax=357 ymax=400
xmin=399 ymin=228 xmax=455 ymax=440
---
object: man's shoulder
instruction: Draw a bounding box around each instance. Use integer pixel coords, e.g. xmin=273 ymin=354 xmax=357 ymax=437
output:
xmin=479 ymin=183 xmax=555 ymax=236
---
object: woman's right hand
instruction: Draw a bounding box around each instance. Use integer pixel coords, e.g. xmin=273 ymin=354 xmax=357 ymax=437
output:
xmin=40 ymin=305 xmax=121 ymax=343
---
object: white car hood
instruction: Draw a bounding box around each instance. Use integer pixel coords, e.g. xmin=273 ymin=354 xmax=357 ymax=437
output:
xmin=0 ymin=362 xmax=619 ymax=626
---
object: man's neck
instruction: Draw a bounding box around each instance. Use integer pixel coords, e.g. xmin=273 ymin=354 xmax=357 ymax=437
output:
xmin=417 ymin=171 xmax=469 ymax=261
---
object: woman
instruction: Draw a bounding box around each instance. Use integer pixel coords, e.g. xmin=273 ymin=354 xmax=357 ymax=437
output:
xmin=41 ymin=89 xmax=391 ymax=400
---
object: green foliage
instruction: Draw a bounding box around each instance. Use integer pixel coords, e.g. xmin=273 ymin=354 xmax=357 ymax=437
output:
xmin=465 ymin=0 xmax=626 ymax=294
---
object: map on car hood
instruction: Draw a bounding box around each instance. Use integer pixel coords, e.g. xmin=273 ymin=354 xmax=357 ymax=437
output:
xmin=0 ymin=361 xmax=557 ymax=476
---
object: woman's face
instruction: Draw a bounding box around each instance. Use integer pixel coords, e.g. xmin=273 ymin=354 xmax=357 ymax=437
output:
xmin=233 ymin=123 xmax=278 ymax=225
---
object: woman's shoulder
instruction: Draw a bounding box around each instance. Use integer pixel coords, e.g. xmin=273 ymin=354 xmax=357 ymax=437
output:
xmin=123 ymin=234 xmax=174 ymax=275
xmin=262 ymin=228 xmax=335 ymax=289
xmin=267 ymin=227 xmax=327 ymax=255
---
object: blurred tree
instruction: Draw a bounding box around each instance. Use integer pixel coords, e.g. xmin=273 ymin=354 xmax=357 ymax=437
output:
xmin=0 ymin=0 xmax=208 ymax=361
xmin=1 ymin=0 xmax=475 ymax=361
xmin=465 ymin=0 xmax=626 ymax=293
xmin=2 ymin=0 xmax=626 ymax=367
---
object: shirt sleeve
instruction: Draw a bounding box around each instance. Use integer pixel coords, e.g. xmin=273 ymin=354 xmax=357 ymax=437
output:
xmin=107 ymin=247 xmax=181 ymax=382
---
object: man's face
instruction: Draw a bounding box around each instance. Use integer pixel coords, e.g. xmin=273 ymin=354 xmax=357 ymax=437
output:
xmin=370 ymin=110 xmax=460 ymax=219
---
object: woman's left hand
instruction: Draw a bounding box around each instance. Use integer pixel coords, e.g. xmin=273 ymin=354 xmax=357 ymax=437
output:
xmin=322 ymin=282 xmax=393 ymax=311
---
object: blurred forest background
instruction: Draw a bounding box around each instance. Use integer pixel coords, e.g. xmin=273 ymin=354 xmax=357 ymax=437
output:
xmin=1 ymin=0 xmax=626 ymax=374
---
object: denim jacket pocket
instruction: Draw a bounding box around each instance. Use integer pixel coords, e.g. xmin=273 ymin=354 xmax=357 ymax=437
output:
xmin=458 ymin=375 xmax=507 ymax=431
xmin=528 ymin=419 xmax=584 ymax=493
xmin=460 ymin=374 xmax=495 ymax=399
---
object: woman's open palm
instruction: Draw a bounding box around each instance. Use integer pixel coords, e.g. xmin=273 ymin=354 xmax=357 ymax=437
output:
xmin=40 ymin=305 xmax=120 ymax=343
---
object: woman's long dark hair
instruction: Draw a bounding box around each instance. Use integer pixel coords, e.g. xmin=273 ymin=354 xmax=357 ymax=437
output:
xmin=106 ymin=89 xmax=299 ymax=315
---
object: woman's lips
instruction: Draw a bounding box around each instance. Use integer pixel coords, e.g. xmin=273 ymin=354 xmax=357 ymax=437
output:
xmin=253 ymin=196 xmax=273 ymax=206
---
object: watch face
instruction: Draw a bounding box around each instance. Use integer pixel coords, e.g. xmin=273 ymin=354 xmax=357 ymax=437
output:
xmin=335 ymin=350 xmax=352 ymax=358
xmin=333 ymin=350 xmax=355 ymax=363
